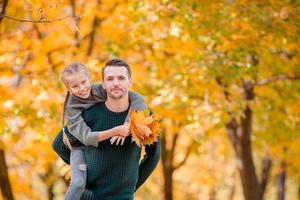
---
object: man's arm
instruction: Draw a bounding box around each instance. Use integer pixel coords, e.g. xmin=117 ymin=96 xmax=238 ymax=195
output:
xmin=135 ymin=137 xmax=161 ymax=190
xmin=52 ymin=129 xmax=70 ymax=164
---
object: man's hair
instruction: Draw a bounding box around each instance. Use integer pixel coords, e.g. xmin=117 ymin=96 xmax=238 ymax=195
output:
xmin=102 ymin=58 xmax=131 ymax=79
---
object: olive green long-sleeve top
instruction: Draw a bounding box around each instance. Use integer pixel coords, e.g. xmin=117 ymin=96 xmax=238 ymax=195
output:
xmin=53 ymin=102 xmax=161 ymax=200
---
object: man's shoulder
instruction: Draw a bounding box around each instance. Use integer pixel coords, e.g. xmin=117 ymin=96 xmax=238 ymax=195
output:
xmin=83 ymin=102 xmax=105 ymax=113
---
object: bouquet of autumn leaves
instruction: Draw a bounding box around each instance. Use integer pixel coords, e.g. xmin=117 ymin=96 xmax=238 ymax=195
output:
xmin=129 ymin=110 xmax=161 ymax=147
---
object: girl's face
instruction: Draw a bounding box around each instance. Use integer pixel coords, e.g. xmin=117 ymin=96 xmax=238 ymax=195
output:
xmin=66 ymin=72 xmax=91 ymax=99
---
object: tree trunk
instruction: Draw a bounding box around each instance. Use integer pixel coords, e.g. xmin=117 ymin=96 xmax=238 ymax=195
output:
xmin=228 ymin=171 xmax=236 ymax=200
xmin=208 ymin=185 xmax=216 ymax=200
xmin=162 ymin=164 xmax=173 ymax=200
xmin=260 ymin=156 xmax=272 ymax=200
xmin=47 ymin=183 xmax=54 ymax=200
xmin=39 ymin=164 xmax=56 ymax=200
xmin=277 ymin=161 xmax=286 ymax=200
xmin=161 ymin=129 xmax=194 ymax=200
xmin=161 ymin=134 xmax=174 ymax=200
xmin=235 ymin=135 xmax=261 ymax=200
xmin=0 ymin=149 xmax=14 ymax=200
xmin=225 ymin=81 xmax=263 ymax=200
xmin=226 ymin=117 xmax=261 ymax=200
xmin=298 ymin=176 xmax=300 ymax=200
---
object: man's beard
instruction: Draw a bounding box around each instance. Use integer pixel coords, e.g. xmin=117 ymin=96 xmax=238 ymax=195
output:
xmin=107 ymin=88 xmax=125 ymax=99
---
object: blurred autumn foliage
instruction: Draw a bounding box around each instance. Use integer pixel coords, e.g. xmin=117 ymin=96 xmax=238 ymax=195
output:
xmin=1 ymin=0 xmax=300 ymax=200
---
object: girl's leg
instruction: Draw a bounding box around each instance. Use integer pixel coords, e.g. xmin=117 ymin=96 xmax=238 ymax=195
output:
xmin=64 ymin=147 xmax=87 ymax=200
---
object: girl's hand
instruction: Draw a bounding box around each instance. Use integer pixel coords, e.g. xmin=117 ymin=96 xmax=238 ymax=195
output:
xmin=113 ymin=123 xmax=130 ymax=137
xmin=110 ymin=136 xmax=125 ymax=146
xmin=63 ymin=132 xmax=73 ymax=150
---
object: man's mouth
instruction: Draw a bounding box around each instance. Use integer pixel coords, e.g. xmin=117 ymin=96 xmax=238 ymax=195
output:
xmin=112 ymin=88 xmax=122 ymax=92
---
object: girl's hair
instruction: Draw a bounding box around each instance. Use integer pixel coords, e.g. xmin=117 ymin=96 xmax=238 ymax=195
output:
xmin=61 ymin=62 xmax=90 ymax=127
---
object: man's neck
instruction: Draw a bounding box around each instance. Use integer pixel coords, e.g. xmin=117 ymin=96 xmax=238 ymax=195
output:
xmin=105 ymin=95 xmax=129 ymax=113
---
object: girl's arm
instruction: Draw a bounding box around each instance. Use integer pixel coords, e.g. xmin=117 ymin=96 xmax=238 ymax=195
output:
xmin=66 ymin=93 xmax=128 ymax=147
xmin=126 ymin=91 xmax=147 ymax=121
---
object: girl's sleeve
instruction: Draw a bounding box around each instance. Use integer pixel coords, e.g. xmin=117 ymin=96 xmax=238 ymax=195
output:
xmin=91 ymin=83 xmax=107 ymax=100
xmin=65 ymin=95 xmax=99 ymax=147
xmin=126 ymin=91 xmax=147 ymax=122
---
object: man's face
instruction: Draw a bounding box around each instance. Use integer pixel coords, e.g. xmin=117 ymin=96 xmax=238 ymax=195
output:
xmin=66 ymin=72 xmax=91 ymax=99
xmin=102 ymin=66 xmax=131 ymax=100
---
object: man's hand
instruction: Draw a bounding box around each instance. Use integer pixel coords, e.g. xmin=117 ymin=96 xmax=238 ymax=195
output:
xmin=110 ymin=136 xmax=125 ymax=145
xmin=63 ymin=132 xmax=73 ymax=150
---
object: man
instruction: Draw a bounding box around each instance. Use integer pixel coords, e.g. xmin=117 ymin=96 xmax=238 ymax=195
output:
xmin=52 ymin=58 xmax=160 ymax=200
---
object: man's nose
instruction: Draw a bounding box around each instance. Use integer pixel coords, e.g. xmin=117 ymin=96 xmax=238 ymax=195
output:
xmin=113 ymin=79 xmax=119 ymax=86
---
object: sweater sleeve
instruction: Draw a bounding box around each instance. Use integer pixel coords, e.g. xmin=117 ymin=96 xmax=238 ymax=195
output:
xmin=135 ymin=137 xmax=161 ymax=190
xmin=65 ymin=94 xmax=101 ymax=147
xmin=125 ymin=91 xmax=147 ymax=122
xmin=80 ymin=189 xmax=96 ymax=200
xmin=91 ymin=83 xmax=107 ymax=99
xmin=52 ymin=129 xmax=71 ymax=164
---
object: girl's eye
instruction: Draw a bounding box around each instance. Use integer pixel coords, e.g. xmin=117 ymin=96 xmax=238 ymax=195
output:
xmin=82 ymin=80 xmax=86 ymax=84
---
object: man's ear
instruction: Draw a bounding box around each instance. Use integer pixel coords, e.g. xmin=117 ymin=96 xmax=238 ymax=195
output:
xmin=102 ymin=82 xmax=106 ymax=90
xmin=129 ymin=78 xmax=132 ymax=86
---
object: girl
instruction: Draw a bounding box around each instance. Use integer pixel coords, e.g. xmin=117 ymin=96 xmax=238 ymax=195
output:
xmin=60 ymin=62 xmax=147 ymax=200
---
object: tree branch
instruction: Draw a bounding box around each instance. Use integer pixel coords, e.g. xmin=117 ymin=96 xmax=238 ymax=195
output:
xmin=70 ymin=0 xmax=81 ymax=48
xmin=0 ymin=149 xmax=14 ymax=200
xmin=260 ymin=156 xmax=272 ymax=199
xmin=225 ymin=119 xmax=238 ymax=151
xmin=215 ymin=76 xmax=231 ymax=102
xmin=160 ymin=131 xmax=167 ymax=165
xmin=86 ymin=1 xmax=119 ymax=56
xmin=46 ymin=45 xmax=72 ymax=70
xmin=170 ymin=133 xmax=179 ymax=160
xmin=255 ymin=75 xmax=300 ymax=86
xmin=0 ymin=0 xmax=9 ymax=23
xmin=173 ymin=140 xmax=195 ymax=171
xmin=1 ymin=14 xmax=70 ymax=23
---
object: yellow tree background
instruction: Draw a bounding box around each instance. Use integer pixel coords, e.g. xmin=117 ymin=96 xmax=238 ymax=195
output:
xmin=0 ymin=0 xmax=300 ymax=200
